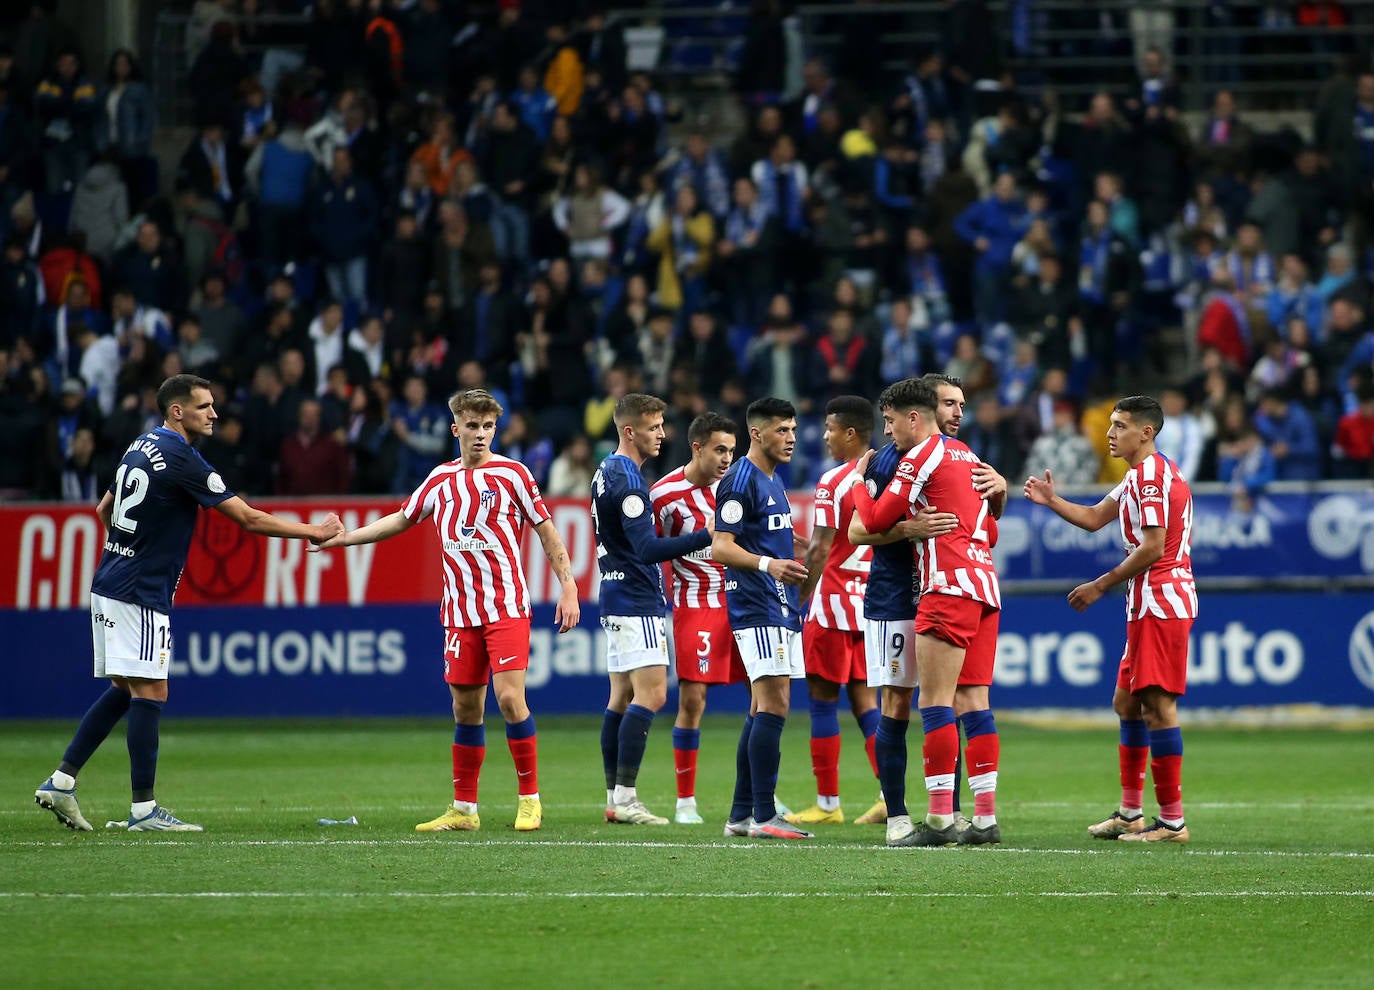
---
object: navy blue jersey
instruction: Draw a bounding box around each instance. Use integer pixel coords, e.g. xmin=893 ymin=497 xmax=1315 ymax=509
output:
xmin=715 ymin=457 xmax=801 ymax=631
xmin=862 ymin=441 xmax=918 ymax=621
xmin=91 ymin=428 xmax=236 ymax=614
xmin=592 ymin=453 xmax=711 ymax=617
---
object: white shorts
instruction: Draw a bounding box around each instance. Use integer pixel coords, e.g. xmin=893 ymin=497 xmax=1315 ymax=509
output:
xmin=91 ymin=593 xmax=172 ymax=680
xmin=602 ymin=615 xmax=670 ymax=673
xmin=865 ymin=617 xmax=917 ymax=690
xmin=733 ymin=626 xmax=804 ymax=682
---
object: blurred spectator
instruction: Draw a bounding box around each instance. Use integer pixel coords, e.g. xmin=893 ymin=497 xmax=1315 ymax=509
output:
xmin=499 ymin=409 xmax=554 ymax=487
xmin=277 ymin=397 xmax=352 ymax=495
xmin=1196 ymin=89 xmax=1251 ymax=175
xmin=0 ymin=232 xmax=44 ymax=348
xmin=189 ymin=20 xmax=247 ymax=125
xmin=815 ymin=308 xmax=878 ymax=403
xmin=553 ymin=161 xmax=630 ymax=263
xmin=35 ymin=48 xmax=97 ymax=194
xmin=244 ymin=114 xmax=313 ymax=272
xmin=456 ymin=262 xmax=519 ymax=382
xmin=71 ymin=319 xmax=118 ymax=415
xmin=390 ymin=373 xmax=450 ymax=492
xmin=717 ymin=175 xmax=776 ymax=330
xmin=197 ymin=402 xmax=257 ymax=493
xmin=945 ymin=333 xmax=997 ymax=402
xmin=961 ymin=394 xmax=1017 ymax=475
xmin=1010 ymin=253 xmax=1081 ymax=371
xmin=403 ymin=0 xmax=451 ymax=94
xmin=98 ymin=49 xmax=156 ymax=208
xmin=193 ymin=270 xmax=244 ymax=360
xmin=679 ymin=310 xmax=736 ymax=400
xmin=1218 ymin=425 xmax=1277 ymax=510
xmin=1196 ymin=270 xmax=1252 ymax=372
xmin=1025 ymin=400 xmax=1100 ymax=486
xmin=177 ymin=315 xmax=219 ymax=372
xmin=880 ymin=298 xmax=922 ymax=383
xmin=410 ymin=111 xmax=470 ymax=198
xmin=67 ymin=156 xmax=127 ymax=265
xmin=379 ymin=212 xmax=429 ymax=331
xmin=1255 ymin=387 xmax=1322 ymax=481
xmin=309 ymin=146 xmax=378 ymax=308
xmin=46 ymin=278 xmax=106 ymax=378
xmin=59 ymin=424 xmax=99 ymax=502
xmin=1155 ymin=385 xmax=1207 ymax=481
xmin=664 ymin=130 xmax=731 ymax=223
xmin=647 ymin=186 xmax=713 ymax=313
xmin=1333 ymin=382 xmax=1374 ymax=479
xmin=479 ymin=101 xmax=539 ymax=234
xmin=345 ymin=314 xmax=387 ymax=387
xmin=431 ymin=201 xmax=496 ymax=314
xmin=954 ymin=171 xmax=1026 ymax=328
xmin=547 ymin=432 xmax=596 ymax=496
xmin=744 ymin=295 xmax=817 ymax=414
xmin=117 ymin=219 xmax=185 ymax=317
xmin=307 ymin=300 xmax=347 ymax=397
xmin=1266 ymin=255 xmax=1324 ymax=341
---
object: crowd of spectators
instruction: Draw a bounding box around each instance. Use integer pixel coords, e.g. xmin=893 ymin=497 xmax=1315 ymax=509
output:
xmin=3 ymin=0 xmax=1374 ymax=506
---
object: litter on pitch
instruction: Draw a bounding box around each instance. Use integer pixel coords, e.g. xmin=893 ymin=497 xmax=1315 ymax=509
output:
xmin=317 ymin=816 xmax=359 ymax=826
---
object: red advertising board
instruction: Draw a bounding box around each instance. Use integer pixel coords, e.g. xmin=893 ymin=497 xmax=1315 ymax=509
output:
xmin=0 ymin=496 xmax=816 ymax=611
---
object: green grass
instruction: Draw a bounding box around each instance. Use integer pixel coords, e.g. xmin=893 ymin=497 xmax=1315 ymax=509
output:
xmin=3 ymin=716 xmax=1373 ymax=989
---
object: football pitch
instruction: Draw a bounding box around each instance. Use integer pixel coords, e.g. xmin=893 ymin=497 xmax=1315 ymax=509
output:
xmin=3 ymin=715 xmax=1372 ymax=989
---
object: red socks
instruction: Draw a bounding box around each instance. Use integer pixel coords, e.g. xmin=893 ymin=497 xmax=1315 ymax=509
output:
xmin=451 ymin=743 xmax=485 ymax=803
xmin=506 ymin=735 xmax=538 ymax=796
xmin=810 ymin=735 xmax=841 ymax=798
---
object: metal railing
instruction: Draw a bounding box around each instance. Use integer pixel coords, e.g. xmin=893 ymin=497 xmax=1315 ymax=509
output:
xmin=151 ymin=2 xmax=1374 ymax=128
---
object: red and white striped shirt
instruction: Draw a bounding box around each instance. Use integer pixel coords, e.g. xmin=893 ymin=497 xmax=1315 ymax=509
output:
xmin=650 ymin=466 xmax=724 ymax=609
xmin=853 ymin=434 xmax=1001 ymax=610
xmin=807 ymin=460 xmax=869 ymax=630
xmin=401 ymin=454 xmax=551 ymax=627
xmin=1109 ymin=452 xmax=1197 ymax=622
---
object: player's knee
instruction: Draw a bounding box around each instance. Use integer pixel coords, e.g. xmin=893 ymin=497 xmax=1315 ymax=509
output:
xmin=494 ymin=688 xmax=528 ymax=723
xmin=678 ymin=689 xmax=706 ymax=722
xmin=882 ymin=692 xmax=912 ymax=720
xmin=634 ymin=685 xmax=668 ymax=712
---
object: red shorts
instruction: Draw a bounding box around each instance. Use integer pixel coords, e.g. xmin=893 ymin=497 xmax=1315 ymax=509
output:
xmin=672 ymin=606 xmax=747 ymax=685
xmin=802 ymin=621 xmax=867 ymax=684
xmin=442 ymin=617 xmax=531 ymax=686
xmin=1117 ymin=616 xmax=1191 ymax=696
xmin=914 ymin=593 xmax=1000 ymax=686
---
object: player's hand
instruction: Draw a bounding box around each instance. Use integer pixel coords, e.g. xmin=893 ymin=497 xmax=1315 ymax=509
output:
xmin=771 ymin=558 xmax=810 ymax=586
xmin=554 ymin=584 xmax=581 ymax=633
xmin=896 ymin=505 xmax=957 ymax=541
xmin=792 ymin=532 xmax=810 ymax=556
xmin=308 ymin=532 xmax=348 ymax=552
xmin=1067 ymin=579 xmax=1104 ymax=612
xmin=853 ymin=448 xmax=876 ymax=479
xmin=310 ymin=514 xmax=345 ymax=545
xmin=1023 ymin=469 xmax=1056 ymax=505
xmin=972 ymin=463 xmax=1007 ymax=501
xmin=705 ymin=511 xmax=716 ymax=535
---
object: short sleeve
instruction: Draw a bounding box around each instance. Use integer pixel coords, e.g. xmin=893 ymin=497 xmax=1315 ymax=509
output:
xmin=516 ymin=464 xmax=551 ymax=526
xmin=813 ymin=478 xmax=839 ymax=530
xmin=715 ymin=471 xmax=750 ymax=537
xmin=401 ymin=466 xmax=445 ymax=522
xmin=1136 ymin=475 xmax=1165 ymax=528
xmin=182 ymin=449 xmax=236 ymax=509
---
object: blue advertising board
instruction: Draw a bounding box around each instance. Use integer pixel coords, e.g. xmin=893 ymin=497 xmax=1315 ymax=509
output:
xmin=5 ymin=592 xmax=1373 ymax=719
xmin=993 ymin=488 xmax=1374 ymax=583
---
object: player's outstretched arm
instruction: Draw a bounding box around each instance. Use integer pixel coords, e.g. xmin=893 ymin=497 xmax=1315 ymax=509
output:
xmin=1068 ymin=526 xmax=1165 ymax=611
xmin=712 ymin=530 xmax=809 ymax=586
xmin=215 ymin=496 xmax=344 ymax=544
xmin=312 ymin=509 xmax=416 ymax=550
xmin=1022 ymin=470 xmax=1117 ymax=532
xmin=534 ymin=518 xmax=581 ymax=633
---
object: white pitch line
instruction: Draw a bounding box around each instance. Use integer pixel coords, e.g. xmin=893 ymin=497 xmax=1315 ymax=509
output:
xmin=0 ymin=890 xmax=1371 ymax=901
xmin=7 ymin=800 xmax=1371 ymax=816
xmin=5 ymin=837 xmax=1374 ymax=859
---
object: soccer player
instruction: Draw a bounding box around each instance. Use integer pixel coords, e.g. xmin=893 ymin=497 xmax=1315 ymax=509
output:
xmin=650 ymin=412 xmax=745 ymax=825
xmin=713 ymin=397 xmax=813 ymax=840
xmin=595 ymin=393 xmax=714 ymax=826
xmin=851 ymin=378 xmax=1003 ymax=846
xmin=786 ymin=395 xmax=883 ymax=827
xmin=316 ymin=388 xmax=580 ymax=833
xmin=34 ymin=374 xmax=344 ymax=833
xmin=1023 ymin=395 xmax=1196 ymax=843
xmin=850 ymin=373 xmax=1007 ymax=843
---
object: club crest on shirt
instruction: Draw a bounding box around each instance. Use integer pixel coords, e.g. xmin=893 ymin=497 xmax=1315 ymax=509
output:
xmin=480 ymin=489 xmax=498 ymax=508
